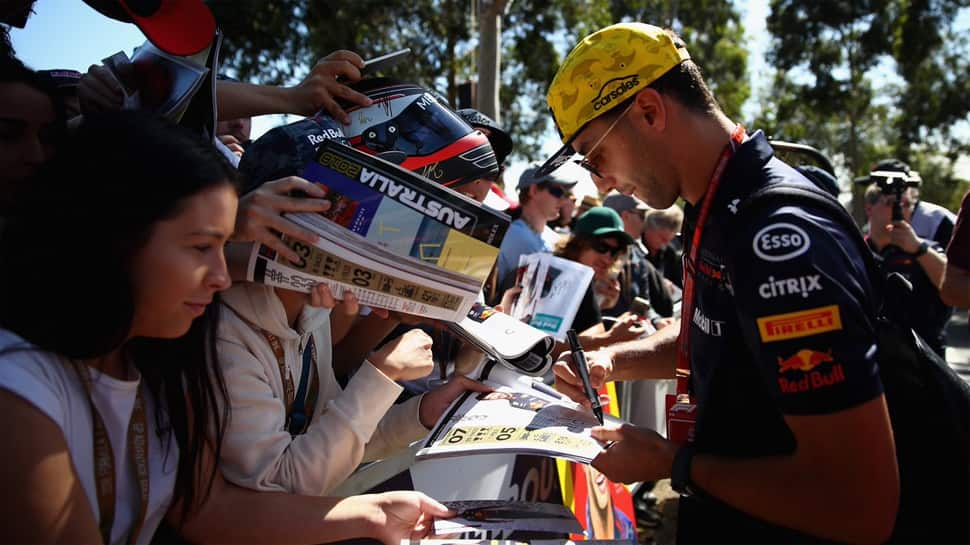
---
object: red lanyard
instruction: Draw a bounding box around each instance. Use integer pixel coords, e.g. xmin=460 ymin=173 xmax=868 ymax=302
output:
xmin=676 ymin=124 xmax=746 ymax=388
xmin=77 ymin=365 xmax=149 ymax=545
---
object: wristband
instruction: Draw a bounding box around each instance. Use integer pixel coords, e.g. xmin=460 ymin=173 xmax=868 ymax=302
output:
xmin=671 ymin=444 xmax=698 ymax=495
xmin=914 ymin=240 xmax=930 ymax=257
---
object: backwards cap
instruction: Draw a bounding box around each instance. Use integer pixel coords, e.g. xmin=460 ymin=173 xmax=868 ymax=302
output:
xmin=82 ymin=0 xmax=216 ymax=56
xmin=457 ymin=108 xmax=513 ymax=165
xmin=536 ymin=23 xmax=690 ymax=177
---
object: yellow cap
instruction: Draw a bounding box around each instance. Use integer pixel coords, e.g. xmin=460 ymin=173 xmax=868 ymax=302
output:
xmin=536 ymin=23 xmax=690 ymax=177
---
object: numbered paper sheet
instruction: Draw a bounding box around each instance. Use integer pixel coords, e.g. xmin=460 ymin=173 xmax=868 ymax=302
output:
xmin=416 ymin=381 xmax=607 ymax=464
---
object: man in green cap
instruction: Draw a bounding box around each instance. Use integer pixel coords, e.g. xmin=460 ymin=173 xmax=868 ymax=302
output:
xmin=547 ymin=23 xmax=901 ymax=543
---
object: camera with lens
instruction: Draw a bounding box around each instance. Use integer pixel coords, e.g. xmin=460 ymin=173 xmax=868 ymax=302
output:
xmin=870 ymin=170 xmax=921 ymax=196
xmin=855 ymin=168 xmax=922 ymax=221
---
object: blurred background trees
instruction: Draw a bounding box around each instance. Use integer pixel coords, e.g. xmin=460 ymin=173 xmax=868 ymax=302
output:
xmin=208 ymin=0 xmax=969 ymax=212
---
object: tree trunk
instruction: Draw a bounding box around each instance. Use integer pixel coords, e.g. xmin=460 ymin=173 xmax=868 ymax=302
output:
xmin=477 ymin=0 xmax=507 ymax=122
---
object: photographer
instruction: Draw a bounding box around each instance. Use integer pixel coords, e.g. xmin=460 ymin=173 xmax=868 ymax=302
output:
xmin=863 ymin=183 xmax=951 ymax=357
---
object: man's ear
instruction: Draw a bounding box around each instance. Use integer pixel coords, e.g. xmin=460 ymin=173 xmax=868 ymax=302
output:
xmin=633 ymin=88 xmax=666 ymax=132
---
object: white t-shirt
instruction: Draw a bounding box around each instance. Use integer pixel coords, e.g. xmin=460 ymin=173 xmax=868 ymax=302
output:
xmin=0 ymin=330 xmax=178 ymax=545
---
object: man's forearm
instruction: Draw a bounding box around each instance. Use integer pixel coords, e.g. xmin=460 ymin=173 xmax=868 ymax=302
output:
xmin=941 ymin=263 xmax=970 ymax=308
xmin=916 ymin=246 xmax=946 ymax=287
xmin=689 ymin=451 xmax=895 ymax=545
xmin=686 ymin=397 xmax=898 ymax=545
xmin=607 ymin=321 xmax=679 ymax=381
xmin=181 ymin=482 xmax=380 ymax=544
xmin=331 ymin=317 xmax=401 ymax=378
xmin=217 ymin=80 xmax=292 ymax=121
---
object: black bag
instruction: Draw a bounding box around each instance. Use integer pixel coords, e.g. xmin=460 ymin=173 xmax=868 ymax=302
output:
xmin=737 ymin=183 xmax=970 ymax=544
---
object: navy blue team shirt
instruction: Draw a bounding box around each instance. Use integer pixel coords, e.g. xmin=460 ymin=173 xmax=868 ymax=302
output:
xmin=676 ymin=131 xmax=884 ymax=543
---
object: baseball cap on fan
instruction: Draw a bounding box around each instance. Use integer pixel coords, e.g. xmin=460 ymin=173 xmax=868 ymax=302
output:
xmin=603 ymin=192 xmax=648 ymax=215
xmin=536 ymin=22 xmax=691 ymax=178
xmin=457 ymin=108 xmax=513 ymax=165
xmin=82 ymin=0 xmax=216 ymax=56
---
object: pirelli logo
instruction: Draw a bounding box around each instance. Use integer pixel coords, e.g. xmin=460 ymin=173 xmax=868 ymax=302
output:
xmin=757 ymin=305 xmax=842 ymax=342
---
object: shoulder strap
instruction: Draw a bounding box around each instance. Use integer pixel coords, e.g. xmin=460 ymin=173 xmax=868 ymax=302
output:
xmin=223 ymin=303 xmax=316 ymax=435
xmin=288 ymin=335 xmax=317 ymax=436
xmin=733 ymin=183 xmax=885 ymax=309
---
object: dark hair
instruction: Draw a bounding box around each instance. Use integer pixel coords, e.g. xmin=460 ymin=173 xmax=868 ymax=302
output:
xmin=517 ymin=181 xmax=552 ymax=211
xmin=0 ymin=110 xmax=237 ymax=524
xmin=555 ymin=233 xmax=627 ymax=263
xmin=556 ymin=233 xmax=596 ymax=261
xmin=645 ymin=31 xmax=719 ymax=114
xmin=0 ymin=55 xmax=68 ymax=159
xmin=1 ymin=54 xmax=67 ymax=120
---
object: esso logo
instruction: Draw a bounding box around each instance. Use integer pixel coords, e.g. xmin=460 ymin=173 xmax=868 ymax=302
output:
xmin=752 ymin=222 xmax=810 ymax=262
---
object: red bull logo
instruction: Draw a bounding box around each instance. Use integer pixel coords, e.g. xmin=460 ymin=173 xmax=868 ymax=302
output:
xmin=777 ymin=349 xmax=833 ymax=373
xmin=776 ymin=348 xmax=846 ymax=393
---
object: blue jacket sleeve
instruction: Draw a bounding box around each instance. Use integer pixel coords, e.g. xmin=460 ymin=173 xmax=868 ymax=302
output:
xmin=728 ymin=204 xmax=884 ymax=415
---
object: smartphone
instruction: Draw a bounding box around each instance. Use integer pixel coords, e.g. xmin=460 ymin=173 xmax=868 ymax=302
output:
xmin=361 ymin=48 xmax=411 ymax=76
xmin=629 ymin=297 xmax=652 ymax=317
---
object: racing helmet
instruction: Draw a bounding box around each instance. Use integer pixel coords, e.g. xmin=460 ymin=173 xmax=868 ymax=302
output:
xmin=338 ymin=78 xmax=499 ymax=188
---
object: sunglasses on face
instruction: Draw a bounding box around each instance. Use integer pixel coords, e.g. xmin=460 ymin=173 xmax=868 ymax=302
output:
xmin=573 ymin=101 xmax=635 ymax=178
xmin=540 ymin=183 xmax=568 ymax=199
xmin=590 ymin=238 xmax=625 ymax=258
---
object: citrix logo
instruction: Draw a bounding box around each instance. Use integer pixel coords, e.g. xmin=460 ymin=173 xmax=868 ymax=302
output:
xmin=758 ymin=275 xmax=823 ymax=299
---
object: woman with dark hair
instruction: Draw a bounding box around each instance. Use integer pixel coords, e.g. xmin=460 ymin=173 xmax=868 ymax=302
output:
xmin=0 ymin=111 xmax=450 ymax=545
xmin=0 ymin=54 xmax=67 ymax=213
xmin=554 ymin=207 xmax=646 ymax=348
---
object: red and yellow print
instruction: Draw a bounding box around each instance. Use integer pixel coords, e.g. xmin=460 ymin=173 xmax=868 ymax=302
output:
xmin=757 ymin=305 xmax=842 ymax=343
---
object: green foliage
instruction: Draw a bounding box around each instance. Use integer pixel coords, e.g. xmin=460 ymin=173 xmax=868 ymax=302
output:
xmin=608 ymin=0 xmax=750 ymax=118
xmin=207 ymin=0 xmax=747 ymax=163
xmin=208 ymin=0 xmax=472 ymax=100
xmin=907 ymin=150 xmax=970 ymax=213
xmin=762 ymin=0 xmax=892 ymax=177
xmin=756 ymin=0 xmax=969 ymax=218
xmin=890 ymin=0 xmax=970 ymax=159
xmin=499 ymin=0 xmax=613 ymax=159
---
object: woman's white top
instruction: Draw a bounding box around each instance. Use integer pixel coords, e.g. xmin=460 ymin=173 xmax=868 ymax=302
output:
xmin=0 ymin=330 xmax=178 ymax=545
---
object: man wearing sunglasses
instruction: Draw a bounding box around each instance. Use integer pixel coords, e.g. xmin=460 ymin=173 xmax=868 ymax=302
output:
xmin=865 ymin=158 xmax=956 ymax=249
xmin=495 ymin=164 xmax=577 ymax=284
xmin=544 ymin=23 xmax=899 ymax=544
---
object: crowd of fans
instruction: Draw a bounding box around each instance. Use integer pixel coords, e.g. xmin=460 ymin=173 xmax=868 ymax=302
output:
xmin=1 ymin=2 xmax=968 ymax=544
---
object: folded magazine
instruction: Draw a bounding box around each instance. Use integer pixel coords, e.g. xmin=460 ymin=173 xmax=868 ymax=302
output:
xmin=433 ymin=501 xmax=582 ymax=535
xmin=401 ymin=538 xmax=637 ymax=545
xmin=447 ymin=303 xmax=555 ymax=376
xmin=510 ymin=254 xmax=594 ymax=342
xmin=102 ymin=38 xmax=211 ymax=123
xmin=247 ymin=141 xmax=510 ymax=322
xmin=415 ymin=365 xmax=614 ymax=464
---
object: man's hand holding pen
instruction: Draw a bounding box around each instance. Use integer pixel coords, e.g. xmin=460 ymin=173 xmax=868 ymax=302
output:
xmin=553 ymin=344 xmax=614 ymax=410
xmin=565 ymin=329 xmax=604 ymax=425
xmin=555 ymin=331 xmax=680 ymax=485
